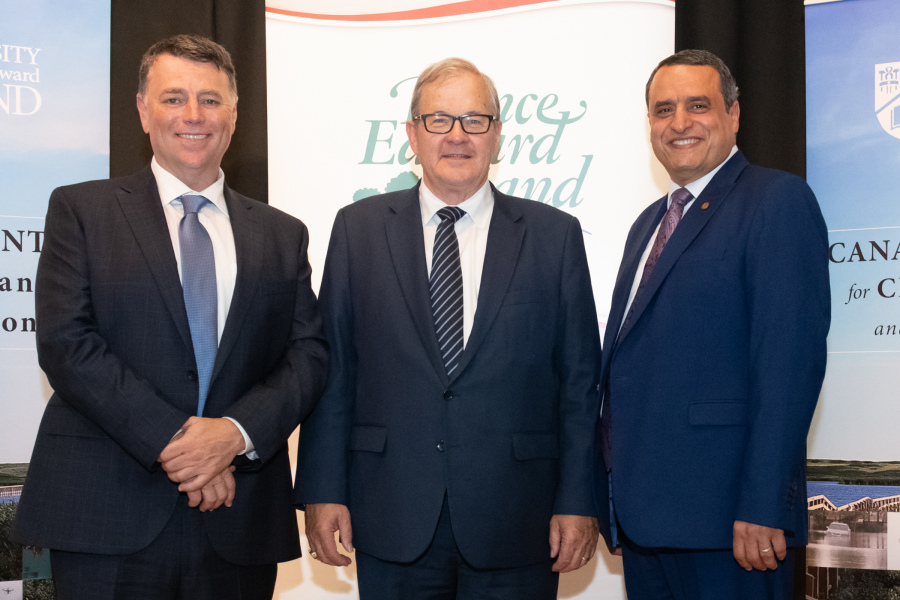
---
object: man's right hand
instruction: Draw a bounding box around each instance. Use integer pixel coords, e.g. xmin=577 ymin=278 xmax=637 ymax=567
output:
xmin=305 ymin=503 xmax=354 ymax=566
xmin=186 ymin=465 xmax=236 ymax=512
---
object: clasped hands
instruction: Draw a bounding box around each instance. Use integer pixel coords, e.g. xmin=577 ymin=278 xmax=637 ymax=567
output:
xmin=158 ymin=416 xmax=245 ymax=512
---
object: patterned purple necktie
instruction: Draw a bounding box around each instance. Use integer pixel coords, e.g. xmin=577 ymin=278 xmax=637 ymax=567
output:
xmin=179 ymin=194 xmax=218 ymax=416
xmin=619 ymin=186 xmax=693 ymax=336
xmin=430 ymin=206 xmax=466 ymax=377
xmin=601 ymin=187 xmax=693 ymax=468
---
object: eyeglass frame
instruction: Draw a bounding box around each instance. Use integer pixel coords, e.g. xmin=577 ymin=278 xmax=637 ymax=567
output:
xmin=413 ymin=112 xmax=498 ymax=134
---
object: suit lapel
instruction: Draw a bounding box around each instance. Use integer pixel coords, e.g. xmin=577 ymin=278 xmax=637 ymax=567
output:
xmin=453 ymin=187 xmax=524 ymax=381
xmin=117 ymin=167 xmax=193 ymax=352
xmin=617 ymin=152 xmax=748 ymax=345
xmin=605 ymin=199 xmax=666 ymax=351
xmin=211 ymin=187 xmax=263 ymax=384
xmin=384 ymin=184 xmax=448 ymax=386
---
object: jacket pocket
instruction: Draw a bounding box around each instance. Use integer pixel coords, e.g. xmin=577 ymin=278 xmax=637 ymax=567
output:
xmin=350 ymin=425 xmax=387 ymax=453
xmin=688 ymin=400 xmax=748 ymax=426
xmin=512 ymin=432 xmax=559 ymax=460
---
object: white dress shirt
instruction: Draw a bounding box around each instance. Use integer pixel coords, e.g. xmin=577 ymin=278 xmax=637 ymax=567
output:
xmin=151 ymin=157 xmax=255 ymax=457
xmin=419 ymin=180 xmax=494 ymax=347
xmin=616 ymin=146 xmax=739 ymax=338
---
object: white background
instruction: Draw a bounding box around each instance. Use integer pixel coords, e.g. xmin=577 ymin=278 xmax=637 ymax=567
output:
xmin=267 ymin=1 xmax=674 ymax=597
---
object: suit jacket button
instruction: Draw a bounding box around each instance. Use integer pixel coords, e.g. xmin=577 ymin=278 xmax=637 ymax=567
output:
xmin=187 ymin=370 xmax=197 ymax=381
xmin=443 ymin=390 xmax=454 ymax=400
xmin=436 ymin=441 xmax=445 ymax=452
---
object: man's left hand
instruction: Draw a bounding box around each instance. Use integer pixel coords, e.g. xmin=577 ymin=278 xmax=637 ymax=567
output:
xmin=733 ymin=520 xmax=787 ymax=571
xmin=549 ymin=514 xmax=599 ymax=573
xmin=159 ymin=416 xmax=245 ymax=492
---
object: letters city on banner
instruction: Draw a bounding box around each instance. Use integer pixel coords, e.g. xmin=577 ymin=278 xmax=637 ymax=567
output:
xmin=0 ymin=2 xmax=109 ymax=461
xmin=806 ymin=0 xmax=900 ymax=592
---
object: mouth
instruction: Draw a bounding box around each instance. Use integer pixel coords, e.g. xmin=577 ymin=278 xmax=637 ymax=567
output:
xmin=442 ymin=153 xmax=471 ymax=159
xmin=671 ymin=138 xmax=700 ymax=147
xmin=178 ymin=134 xmax=209 ymax=140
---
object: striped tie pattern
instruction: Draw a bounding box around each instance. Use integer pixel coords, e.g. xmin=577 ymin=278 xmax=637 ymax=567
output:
xmin=179 ymin=194 xmax=218 ymax=416
xmin=430 ymin=206 xmax=466 ymax=377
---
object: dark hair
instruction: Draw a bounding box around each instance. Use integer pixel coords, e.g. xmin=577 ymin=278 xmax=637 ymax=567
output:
xmin=138 ymin=34 xmax=237 ymax=99
xmin=645 ymin=49 xmax=739 ymax=112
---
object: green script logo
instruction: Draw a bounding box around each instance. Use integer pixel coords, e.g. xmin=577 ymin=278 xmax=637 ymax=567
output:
xmin=357 ymin=77 xmax=592 ymax=208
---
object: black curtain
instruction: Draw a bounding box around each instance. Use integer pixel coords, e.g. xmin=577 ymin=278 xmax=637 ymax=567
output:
xmin=110 ymin=0 xmax=269 ymax=202
xmin=676 ymin=0 xmax=807 ymax=178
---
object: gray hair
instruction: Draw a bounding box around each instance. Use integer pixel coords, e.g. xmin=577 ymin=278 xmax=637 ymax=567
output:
xmin=138 ymin=34 xmax=237 ymax=100
xmin=645 ymin=49 xmax=739 ymax=112
xmin=410 ymin=58 xmax=500 ymax=118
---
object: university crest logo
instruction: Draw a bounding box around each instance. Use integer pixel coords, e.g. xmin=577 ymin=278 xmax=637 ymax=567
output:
xmin=876 ymin=62 xmax=900 ymax=139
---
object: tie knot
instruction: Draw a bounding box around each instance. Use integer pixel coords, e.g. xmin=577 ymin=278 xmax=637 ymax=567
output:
xmin=670 ymin=187 xmax=693 ymax=208
xmin=437 ymin=206 xmax=466 ymax=224
xmin=181 ymin=194 xmax=210 ymax=215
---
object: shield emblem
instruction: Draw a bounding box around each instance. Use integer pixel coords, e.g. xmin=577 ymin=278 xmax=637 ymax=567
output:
xmin=876 ymin=62 xmax=900 ymax=139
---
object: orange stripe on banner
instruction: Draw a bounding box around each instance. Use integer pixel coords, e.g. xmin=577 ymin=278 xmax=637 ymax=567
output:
xmin=266 ymin=0 xmax=560 ymax=22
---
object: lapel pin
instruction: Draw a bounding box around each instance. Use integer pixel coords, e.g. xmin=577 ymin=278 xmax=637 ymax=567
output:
xmin=701 ymin=202 xmax=710 ymax=210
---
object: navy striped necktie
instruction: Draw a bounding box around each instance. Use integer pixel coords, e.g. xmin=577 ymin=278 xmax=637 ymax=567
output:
xmin=430 ymin=206 xmax=466 ymax=377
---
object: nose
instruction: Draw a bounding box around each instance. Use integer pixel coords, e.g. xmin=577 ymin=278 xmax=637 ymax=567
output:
xmin=446 ymin=118 xmax=467 ymax=141
xmin=671 ymin=106 xmax=691 ymax=132
xmin=183 ymin=97 xmax=202 ymax=122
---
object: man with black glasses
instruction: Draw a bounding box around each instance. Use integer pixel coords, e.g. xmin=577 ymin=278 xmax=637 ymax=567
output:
xmin=295 ymin=57 xmax=601 ymax=599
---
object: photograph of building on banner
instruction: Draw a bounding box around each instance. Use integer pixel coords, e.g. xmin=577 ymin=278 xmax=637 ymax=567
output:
xmin=0 ymin=464 xmax=53 ymax=600
xmin=806 ymin=0 xmax=900 ymax=595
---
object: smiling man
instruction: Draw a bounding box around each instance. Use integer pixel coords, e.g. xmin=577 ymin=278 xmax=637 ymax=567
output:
xmin=596 ymin=49 xmax=831 ymax=599
xmin=12 ymin=35 xmax=327 ymax=599
xmin=295 ymin=58 xmax=602 ymax=600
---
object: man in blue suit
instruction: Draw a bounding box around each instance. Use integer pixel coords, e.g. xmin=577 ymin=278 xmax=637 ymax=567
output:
xmin=13 ymin=35 xmax=327 ymax=599
xmin=294 ymin=58 xmax=601 ymax=599
xmin=597 ymin=50 xmax=830 ymax=599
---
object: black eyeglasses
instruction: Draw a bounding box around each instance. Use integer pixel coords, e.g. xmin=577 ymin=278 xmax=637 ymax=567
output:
xmin=414 ymin=113 xmax=497 ymax=134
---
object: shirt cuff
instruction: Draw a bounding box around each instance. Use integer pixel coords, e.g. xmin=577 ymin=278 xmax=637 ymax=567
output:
xmin=223 ymin=417 xmax=259 ymax=460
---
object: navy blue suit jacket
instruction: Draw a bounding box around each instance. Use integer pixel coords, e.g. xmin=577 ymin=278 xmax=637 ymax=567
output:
xmin=13 ymin=166 xmax=328 ymax=565
xmin=597 ymin=152 xmax=830 ymax=551
xmin=294 ymin=183 xmax=601 ymax=569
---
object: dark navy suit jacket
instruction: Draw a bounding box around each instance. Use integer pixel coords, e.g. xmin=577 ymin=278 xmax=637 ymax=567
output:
xmin=13 ymin=166 xmax=328 ymax=565
xmin=597 ymin=152 xmax=830 ymax=551
xmin=294 ymin=183 xmax=601 ymax=569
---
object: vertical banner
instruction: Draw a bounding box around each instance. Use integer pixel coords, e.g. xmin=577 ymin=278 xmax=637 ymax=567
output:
xmin=267 ymin=1 xmax=673 ymax=598
xmin=0 ymin=0 xmax=109 ymax=595
xmin=806 ymin=0 xmax=900 ymax=597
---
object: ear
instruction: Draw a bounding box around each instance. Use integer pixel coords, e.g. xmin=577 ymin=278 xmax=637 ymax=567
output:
xmin=136 ymin=93 xmax=151 ymax=134
xmin=406 ymin=119 xmax=419 ymax=156
xmin=729 ymin=100 xmax=740 ymax=134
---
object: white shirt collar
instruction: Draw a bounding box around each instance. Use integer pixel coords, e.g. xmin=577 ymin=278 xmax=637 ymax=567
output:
xmin=419 ymin=179 xmax=493 ymax=230
xmin=151 ymin=156 xmax=229 ymax=217
xmin=668 ymin=145 xmax=739 ymax=204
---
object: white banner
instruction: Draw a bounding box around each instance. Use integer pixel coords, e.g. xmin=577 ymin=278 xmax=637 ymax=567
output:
xmin=267 ymin=1 xmax=673 ymax=597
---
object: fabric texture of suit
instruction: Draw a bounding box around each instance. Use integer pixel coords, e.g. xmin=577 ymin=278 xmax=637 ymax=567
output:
xmin=13 ymin=166 xmax=327 ymax=565
xmin=294 ymin=182 xmax=601 ymax=570
xmin=597 ymin=151 xmax=830 ymax=551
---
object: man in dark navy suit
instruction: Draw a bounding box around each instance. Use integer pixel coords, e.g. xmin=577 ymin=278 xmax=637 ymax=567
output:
xmin=12 ymin=35 xmax=327 ymax=599
xmin=295 ymin=58 xmax=602 ymax=600
xmin=597 ymin=49 xmax=830 ymax=599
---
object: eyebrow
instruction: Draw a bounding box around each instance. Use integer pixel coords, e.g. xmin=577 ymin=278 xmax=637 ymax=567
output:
xmin=160 ymin=88 xmax=224 ymax=98
xmin=653 ymin=95 xmax=712 ymax=110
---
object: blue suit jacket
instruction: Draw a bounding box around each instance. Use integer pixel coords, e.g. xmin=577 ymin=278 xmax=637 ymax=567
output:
xmin=13 ymin=166 xmax=328 ymax=565
xmin=294 ymin=183 xmax=601 ymax=569
xmin=597 ymin=152 xmax=830 ymax=550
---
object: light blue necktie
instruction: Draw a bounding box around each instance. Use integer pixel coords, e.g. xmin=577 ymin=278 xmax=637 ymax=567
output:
xmin=179 ymin=194 xmax=217 ymax=416
xmin=430 ymin=206 xmax=466 ymax=377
